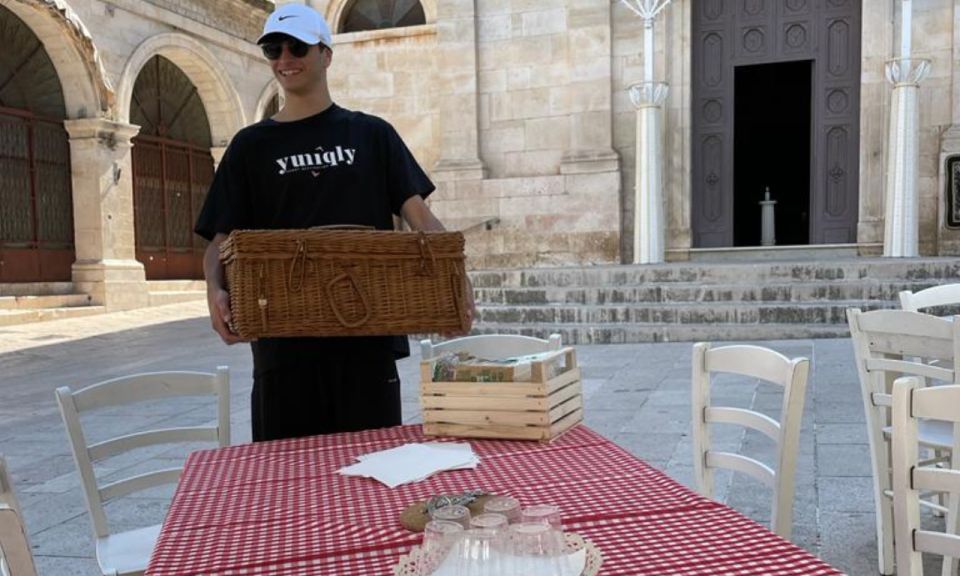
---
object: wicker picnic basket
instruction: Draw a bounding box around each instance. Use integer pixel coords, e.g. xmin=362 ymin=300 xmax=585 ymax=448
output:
xmin=219 ymin=228 xmax=469 ymax=339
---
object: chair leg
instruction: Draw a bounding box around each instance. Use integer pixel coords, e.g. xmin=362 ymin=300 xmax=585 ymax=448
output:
xmin=874 ymin=438 xmax=895 ymax=575
xmin=877 ymin=496 xmax=895 ymax=575
xmin=943 ymin=452 xmax=960 ymax=576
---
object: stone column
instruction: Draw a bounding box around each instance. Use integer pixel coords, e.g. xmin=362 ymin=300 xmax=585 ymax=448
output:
xmin=883 ymin=58 xmax=930 ymax=257
xmin=433 ymin=0 xmax=485 ymax=182
xmin=561 ymin=0 xmax=619 ymax=175
xmin=630 ymin=82 xmax=668 ymax=263
xmin=64 ymin=118 xmax=148 ymax=310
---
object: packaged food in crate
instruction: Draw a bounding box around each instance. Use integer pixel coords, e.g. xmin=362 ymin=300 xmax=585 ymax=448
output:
xmin=420 ymin=347 xmax=583 ymax=441
xmin=219 ymin=228 xmax=469 ymax=339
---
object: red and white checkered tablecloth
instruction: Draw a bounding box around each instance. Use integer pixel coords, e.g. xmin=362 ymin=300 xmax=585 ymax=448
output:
xmin=146 ymin=425 xmax=843 ymax=576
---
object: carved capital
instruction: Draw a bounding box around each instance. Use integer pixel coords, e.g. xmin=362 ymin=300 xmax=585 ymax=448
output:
xmin=629 ymin=82 xmax=670 ymax=108
xmin=885 ymin=58 xmax=931 ymax=86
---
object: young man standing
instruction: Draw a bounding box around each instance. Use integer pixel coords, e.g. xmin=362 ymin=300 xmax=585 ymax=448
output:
xmin=195 ymin=3 xmax=472 ymax=441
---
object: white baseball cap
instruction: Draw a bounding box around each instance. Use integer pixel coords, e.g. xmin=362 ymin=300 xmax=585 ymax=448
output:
xmin=258 ymin=4 xmax=333 ymax=49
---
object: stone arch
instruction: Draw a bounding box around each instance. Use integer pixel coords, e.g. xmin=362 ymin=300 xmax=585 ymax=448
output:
xmin=325 ymin=0 xmax=436 ymax=34
xmin=116 ymin=33 xmax=244 ymax=147
xmin=1 ymin=0 xmax=113 ymax=117
xmin=255 ymin=79 xmax=282 ymax=121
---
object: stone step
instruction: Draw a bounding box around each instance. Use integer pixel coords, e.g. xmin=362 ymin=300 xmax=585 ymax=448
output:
xmin=476 ymin=300 xmax=888 ymax=326
xmin=468 ymin=258 xmax=960 ymax=288
xmin=473 ymin=279 xmax=939 ymax=306
xmin=0 ymin=282 xmax=75 ymax=297
xmin=466 ymin=258 xmax=960 ymax=341
xmin=0 ymin=306 xmax=106 ymax=327
xmin=0 ymin=294 xmax=93 ymax=310
xmin=472 ymin=322 xmax=852 ymax=344
xmin=146 ymin=280 xmax=206 ymax=292
xmin=148 ymin=291 xmax=206 ymax=307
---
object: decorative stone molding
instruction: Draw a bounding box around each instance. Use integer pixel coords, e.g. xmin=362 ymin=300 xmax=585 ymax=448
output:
xmin=115 ymin=33 xmax=245 ymax=147
xmin=7 ymin=0 xmax=114 ymax=116
xmin=628 ymin=81 xmax=669 ymax=108
xmin=884 ymin=57 xmax=930 ymax=87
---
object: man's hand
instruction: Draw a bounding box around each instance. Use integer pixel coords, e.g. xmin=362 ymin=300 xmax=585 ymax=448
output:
xmin=207 ymin=287 xmax=245 ymax=345
xmin=401 ymin=196 xmax=477 ymax=336
xmin=203 ymin=233 xmax=249 ymax=345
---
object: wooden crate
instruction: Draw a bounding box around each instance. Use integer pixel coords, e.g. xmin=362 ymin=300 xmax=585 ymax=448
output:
xmin=420 ymin=347 xmax=583 ymax=441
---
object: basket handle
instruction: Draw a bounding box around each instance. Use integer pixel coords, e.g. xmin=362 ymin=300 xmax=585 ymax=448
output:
xmin=258 ymin=263 xmax=269 ymax=333
xmin=287 ymin=240 xmax=307 ymax=293
xmin=417 ymin=232 xmax=437 ymax=277
xmin=325 ymin=267 xmax=372 ymax=328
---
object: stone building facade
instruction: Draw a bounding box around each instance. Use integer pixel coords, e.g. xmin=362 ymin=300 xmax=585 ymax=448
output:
xmin=1 ymin=0 xmax=959 ymax=310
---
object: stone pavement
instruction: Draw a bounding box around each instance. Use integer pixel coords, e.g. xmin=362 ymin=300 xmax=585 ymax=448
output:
xmin=0 ymin=302 xmax=889 ymax=575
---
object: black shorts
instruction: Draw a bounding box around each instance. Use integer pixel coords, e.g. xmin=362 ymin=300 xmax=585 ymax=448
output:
xmin=250 ymin=336 xmax=401 ymax=441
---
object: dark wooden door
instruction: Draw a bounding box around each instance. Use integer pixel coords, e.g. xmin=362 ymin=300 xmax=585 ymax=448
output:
xmin=130 ymin=55 xmax=213 ymax=280
xmin=0 ymin=5 xmax=73 ymax=282
xmin=692 ymin=0 xmax=861 ymax=247
xmin=132 ymin=136 xmax=212 ymax=280
xmin=0 ymin=109 xmax=74 ymax=282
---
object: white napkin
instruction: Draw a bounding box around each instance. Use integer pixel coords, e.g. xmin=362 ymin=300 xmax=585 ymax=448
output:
xmin=430 ymin=547 xmax=586 ymax=576
xmin=337 ymin=443 xmax=478 ymax=488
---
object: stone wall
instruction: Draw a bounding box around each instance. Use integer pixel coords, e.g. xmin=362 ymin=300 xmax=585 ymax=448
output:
xmin=328 ymin=25 xmax=440 ymax=174
xmin=423 ymin=0 xmax=623 ymax=269
xmin=141 ymin=0 xmax=270 ymax=42
xmin=913 ymin=0 xmax=954 ymax=256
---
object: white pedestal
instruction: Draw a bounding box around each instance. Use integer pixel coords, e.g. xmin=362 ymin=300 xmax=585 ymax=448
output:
xmin=629 ymin=82 xmax=669 ymax=264
xmin=883 ymin=58 xmax=930 ymax=257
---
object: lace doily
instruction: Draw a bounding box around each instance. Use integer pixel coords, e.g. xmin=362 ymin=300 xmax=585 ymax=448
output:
xmin=393 ymin=532 xmax=603 ymax=576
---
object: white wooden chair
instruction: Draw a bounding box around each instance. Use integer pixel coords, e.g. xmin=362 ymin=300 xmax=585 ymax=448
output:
xmin=690 ymin=343 xmax=810 ymax=540
xmin=56 ymin=367 xmax=230 ymax=576
xmin=892 ymin=377 xmax=960 ymax=576
xmin=420 ymin=333 xmax=562 ymax=360
xmin=0 ymin=455 xmax=36 ymax=576
xmin=900 ymin=283 xmax=960 ymax=313
xmin=847 ymin=308 xmax=960 ymax=576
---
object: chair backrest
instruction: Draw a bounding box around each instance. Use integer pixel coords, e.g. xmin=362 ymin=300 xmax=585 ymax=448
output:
xmin=892 ymin=377 xmax=960 ymax=575
xmin=420 ymin=333 xmax=562 ymax=360
xmin=691 ymin=343 xmax=810 ymax=540
xmin=899 ymin=283 xmax=960 ymax=312
xmin=847 ymin=308 xmax=960 ymax=411
xmin=0 ymin=456 xmax=36 ymax=576
xmin=56 ymin=367 xmax=230 ymax=540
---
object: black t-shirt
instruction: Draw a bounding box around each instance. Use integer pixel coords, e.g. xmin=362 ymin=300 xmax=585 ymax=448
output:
xmin=195 ymin=103 xmax=433 ymax=239
xmin=195 ymin=104 xmax=434 ymax=359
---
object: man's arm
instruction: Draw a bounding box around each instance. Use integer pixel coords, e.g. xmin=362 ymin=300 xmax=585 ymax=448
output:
xmin=203 ymin=233 xmax=246 ymax=344
xmin=400 ymin=195 xmax=476 ymax=332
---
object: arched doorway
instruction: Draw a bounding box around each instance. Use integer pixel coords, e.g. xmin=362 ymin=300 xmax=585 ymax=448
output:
xmin=130 ymin=55 xmax=214 ymax=280
xmin=0 ymin=3 xmax=73 ymax=282
xmin=339 ymin=0 xmax=425 ymax=32
xmin=691 ymin=0 xmax=862 ymax=248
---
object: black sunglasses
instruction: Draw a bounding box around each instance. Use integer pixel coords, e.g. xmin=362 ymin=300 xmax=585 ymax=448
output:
xmin=261 ymin=39 xmax=312 ymax=60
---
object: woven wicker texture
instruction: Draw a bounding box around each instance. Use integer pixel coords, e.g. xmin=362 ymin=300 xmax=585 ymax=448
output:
xmin=220 ymin=229 xmax=468 ymax=339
